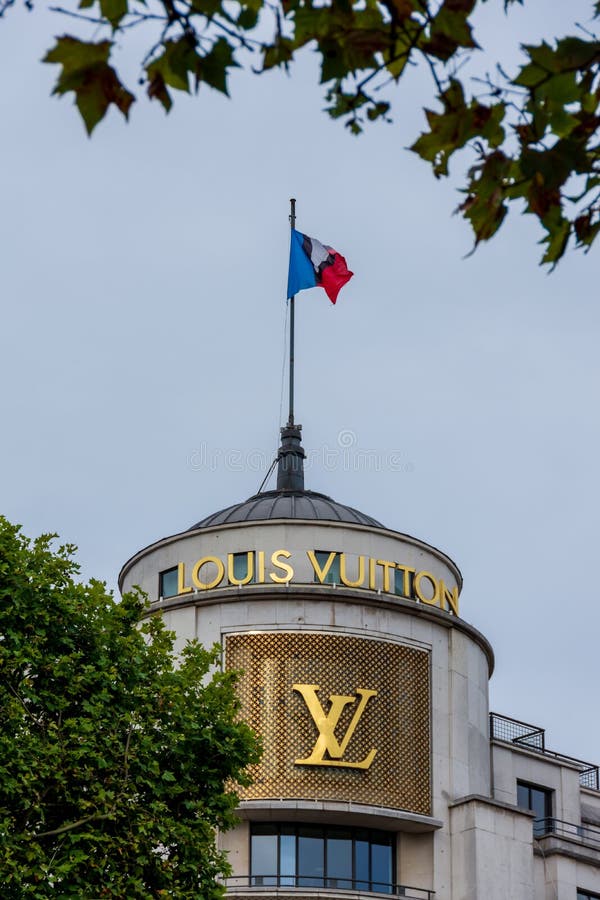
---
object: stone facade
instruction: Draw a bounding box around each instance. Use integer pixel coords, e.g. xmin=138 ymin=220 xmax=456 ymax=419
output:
xmin=120 ymin=508 xmax=600 ymax=900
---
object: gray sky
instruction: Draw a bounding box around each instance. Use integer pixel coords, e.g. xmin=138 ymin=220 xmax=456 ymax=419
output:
xmin=2 ymin=1 xmax=599 ymax=765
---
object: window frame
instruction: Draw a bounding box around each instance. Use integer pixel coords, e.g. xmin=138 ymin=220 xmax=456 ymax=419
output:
xmin=250 ymin=822 xmax=395 ymax=894
xmin=231 ymin=551 xmax=255 ymax=585
xmin=516 ymin=780 xmax=553 ymax=836
xmin=313 ymin=550 xmax=341 ymax=585
xmin=158 ymin=566 xmax=178 ymax=600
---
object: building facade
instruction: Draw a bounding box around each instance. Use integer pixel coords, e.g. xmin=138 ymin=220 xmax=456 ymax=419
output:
xmin=119 ymin=426 xmax=600 ymax=900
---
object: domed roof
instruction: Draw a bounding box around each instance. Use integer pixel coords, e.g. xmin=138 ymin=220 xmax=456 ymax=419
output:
xmin=188 ymin=489 xmax=384 ymax=530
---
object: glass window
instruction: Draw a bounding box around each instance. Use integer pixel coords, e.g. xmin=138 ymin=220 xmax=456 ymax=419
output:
xmin=517 ymin=781 xmax=552 ymax=837
xmin=231 ymin=551 xmax=255 ymax=585
xmin=159 ymin=566 xmax=178 ymax=599
xmin=250 ymin=824 xmax=277 ymax=886
xmin=298 ymin=826 xmax=324 ymax=887
xmin=371 ymin=835 xmax=393 ymax=893
xmin=327 ymin=827 xmax=352 ymax=889
xmin=250 ymin=823 xmax=394 ymax=893
xmin=578 ymin=892 xmax=600 ymax=900
xmin=280 ymin=826 xmax=296 ymax=886
xmin=394 ymin=567 xmax=412 ymax=597
xmin=355 ymin=833 xmax=370 ymax=891
xmin=314 ymin=551 xmax=340 ymax=584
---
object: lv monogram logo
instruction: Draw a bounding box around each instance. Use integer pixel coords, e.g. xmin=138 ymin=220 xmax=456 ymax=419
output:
xmin=292 ymin=683 xmax=378 ymax=769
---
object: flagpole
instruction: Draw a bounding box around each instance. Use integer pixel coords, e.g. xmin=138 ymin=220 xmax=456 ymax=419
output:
xmin=288 ymin=197 xmax=296 ymax=426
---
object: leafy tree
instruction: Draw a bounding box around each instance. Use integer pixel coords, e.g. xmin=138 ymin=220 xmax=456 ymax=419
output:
xmin=3 ymin=0 xmax=600 ymax=266
xmin=0 ymin=516 xmax=260 ymax=898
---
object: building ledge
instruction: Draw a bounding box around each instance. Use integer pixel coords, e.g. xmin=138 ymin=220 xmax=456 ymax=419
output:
xmin=534 ymin=833 xmax=600 ymax=866
xmin=224 ymin=882 xmax=433 ymax=899
xmin=237 ymin=799 xmax=443 ymax=833
xmin=449 ymin=794 xmax=535 ymax=818
xmin=145 ymin=581 xmax=494 ymax=675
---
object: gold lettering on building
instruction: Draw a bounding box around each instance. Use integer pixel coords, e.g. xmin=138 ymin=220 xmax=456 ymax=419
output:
xmin=270 ymin=549 xmax=294 ymax=583
xmin=256 ymin=550 xmax=265 ymax=583
xmin=413 ymin=570 xmax=439 ymax=606
xmin=171 ymin=549 xmax=459 ymax=615
xmin=442 ymin=580 xmax=459 ymax=616
xmin=292 ymin=683 xmax=378 ymax=769
xmin=376 ymin=559 xmax=395 ymax=593
xmin=339 ymin=553 xmax=365 ymax=588
xmin=191 ymin=556 xmax=225 ymax=590
xmin=177 ymin=562 xmax=192 ymax=595
xmin=307 ymin=550 xmax=337 ymax=584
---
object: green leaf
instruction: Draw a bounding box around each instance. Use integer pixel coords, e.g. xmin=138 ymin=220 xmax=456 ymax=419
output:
xmin=146 ymin=70 xmax=172 ymax=112
xmin=421 ymin=1 xmax=478 ymax=62
xmin=44 ymin=35 xmax=111 ymax=71
xmin=99 ymin=0 xmax=128 ymax=28
xmin=411 ymin=81 xmax=505 ymax=177
xmin=540 ymin=214 xmax=570 ymax=268
xmin=262 ymin=37 xmax=295 ymax=71
xmin=514 ymin=61 xmax=547 ymax=88
xmin=237 ymin=6 xmax=259 ymax=29
xmin=147 ymin=37 xmax=195 ymax=96
xmin=554 ymin=36 xmax=600 ymax=70
xmin=525 ymin=40 xmax=559 ymax=72
xmin=457 ymin=150 xmax=511 ymax=247
xmin=43 ymin=37 xmax=134 ymax=134
xmin=574 ymin=212 xmax=600 ymax=249
xmin=366 ymin=100 xmax=391 ymax=122
xmin=197 ymin=38 xmax=239 ymax=95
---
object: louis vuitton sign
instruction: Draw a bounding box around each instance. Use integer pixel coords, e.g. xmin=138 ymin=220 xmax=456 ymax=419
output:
xmin=226 ymin=631 xmax=431 ymax=814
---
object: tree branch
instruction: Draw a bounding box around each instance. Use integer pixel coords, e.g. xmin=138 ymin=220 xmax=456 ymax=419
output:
xmin=33 ymin=812 xmax=113 ymax=839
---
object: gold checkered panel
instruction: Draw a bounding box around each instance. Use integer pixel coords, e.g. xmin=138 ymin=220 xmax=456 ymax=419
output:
xmin=226 ymin=631 xmax=431 ymax=815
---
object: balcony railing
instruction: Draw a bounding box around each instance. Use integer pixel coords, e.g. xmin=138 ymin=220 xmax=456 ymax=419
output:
xmin=490 ymin=713 xmax=600 ymax=791
xmin=534 ymin=817 xmax=600 ymax=847
xmin=224 ymin=874 xmax=434 ymax=898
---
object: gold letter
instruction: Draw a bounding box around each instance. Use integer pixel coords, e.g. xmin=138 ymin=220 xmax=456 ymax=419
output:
xmin=177 ymin=562 xmax=192 ymax=595
xmin=442 ymin=581 xmax=460 ymax=616
xmin=339 ymin=554 xmax=365 ymax=588
xmin=376 ymin=559 xmax=396 ymax=593
xmin=307 ymin=550 xmax=337 ymax=584
xmin=414 ymin=570 xmax=439 ymax=606
xmin=395 ymin=563 xmax=415 ymax=597
xmin=227 ymin=551 xmax=254 ymax=586
xmin=256 ymin=550 xmax=265 ymax=583
xmin=293 ymin=683 xmax=378 ymax=769
xmin=192 ymin=556 xmax=225 ymax=590
xmin=270 ymin=549 xmax=293 ymax=583
xmin=368 ymin=556 xmax=376 ymax=590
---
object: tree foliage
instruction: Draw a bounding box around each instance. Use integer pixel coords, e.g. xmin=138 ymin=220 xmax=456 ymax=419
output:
xmin=3 ymin=0 xmax=600 ymax=265
xmin=0 ymin=516 xmax=260 ymax=898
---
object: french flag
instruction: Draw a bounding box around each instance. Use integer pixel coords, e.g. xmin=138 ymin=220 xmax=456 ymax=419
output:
xmin=287 ymin=229 xmax=353 ymax=305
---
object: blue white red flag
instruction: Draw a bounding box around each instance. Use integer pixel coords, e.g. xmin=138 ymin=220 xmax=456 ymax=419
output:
xmin=287 ymin=229 xmax=353 ymax=305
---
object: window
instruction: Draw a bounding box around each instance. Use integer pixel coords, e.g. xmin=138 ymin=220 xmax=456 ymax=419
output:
xmin=313 ymin=551 xmax=340 ymax=585
xmin=394 ymin=567 xmax=413 ymax=598
xmin=159 ymin=566 xmax=178 ymax=599
xmin=517 ymin=781 xmax=553 ymax=836
xmin=230 ymin=551 xmax=255 ymax=585
xmin=577 ymin=892 xmax=600 ymax=900
xmin=250 ymin=823 xmax=394 ymax=893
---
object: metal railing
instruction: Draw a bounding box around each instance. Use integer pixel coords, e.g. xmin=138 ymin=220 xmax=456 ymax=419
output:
xmin=490 ymin=713 xmax=600 ymax=791
xmin=489 ymin=712 xmax=545 ymax=750
xmin=224 ymin=874 xmax=434 ymax=898
xmin=534 ymin=817 xmax=600 ymax=847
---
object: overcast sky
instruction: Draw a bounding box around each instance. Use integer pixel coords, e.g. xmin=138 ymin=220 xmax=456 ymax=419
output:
xmin=2 ymin=1 xmax=599 ymax=765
